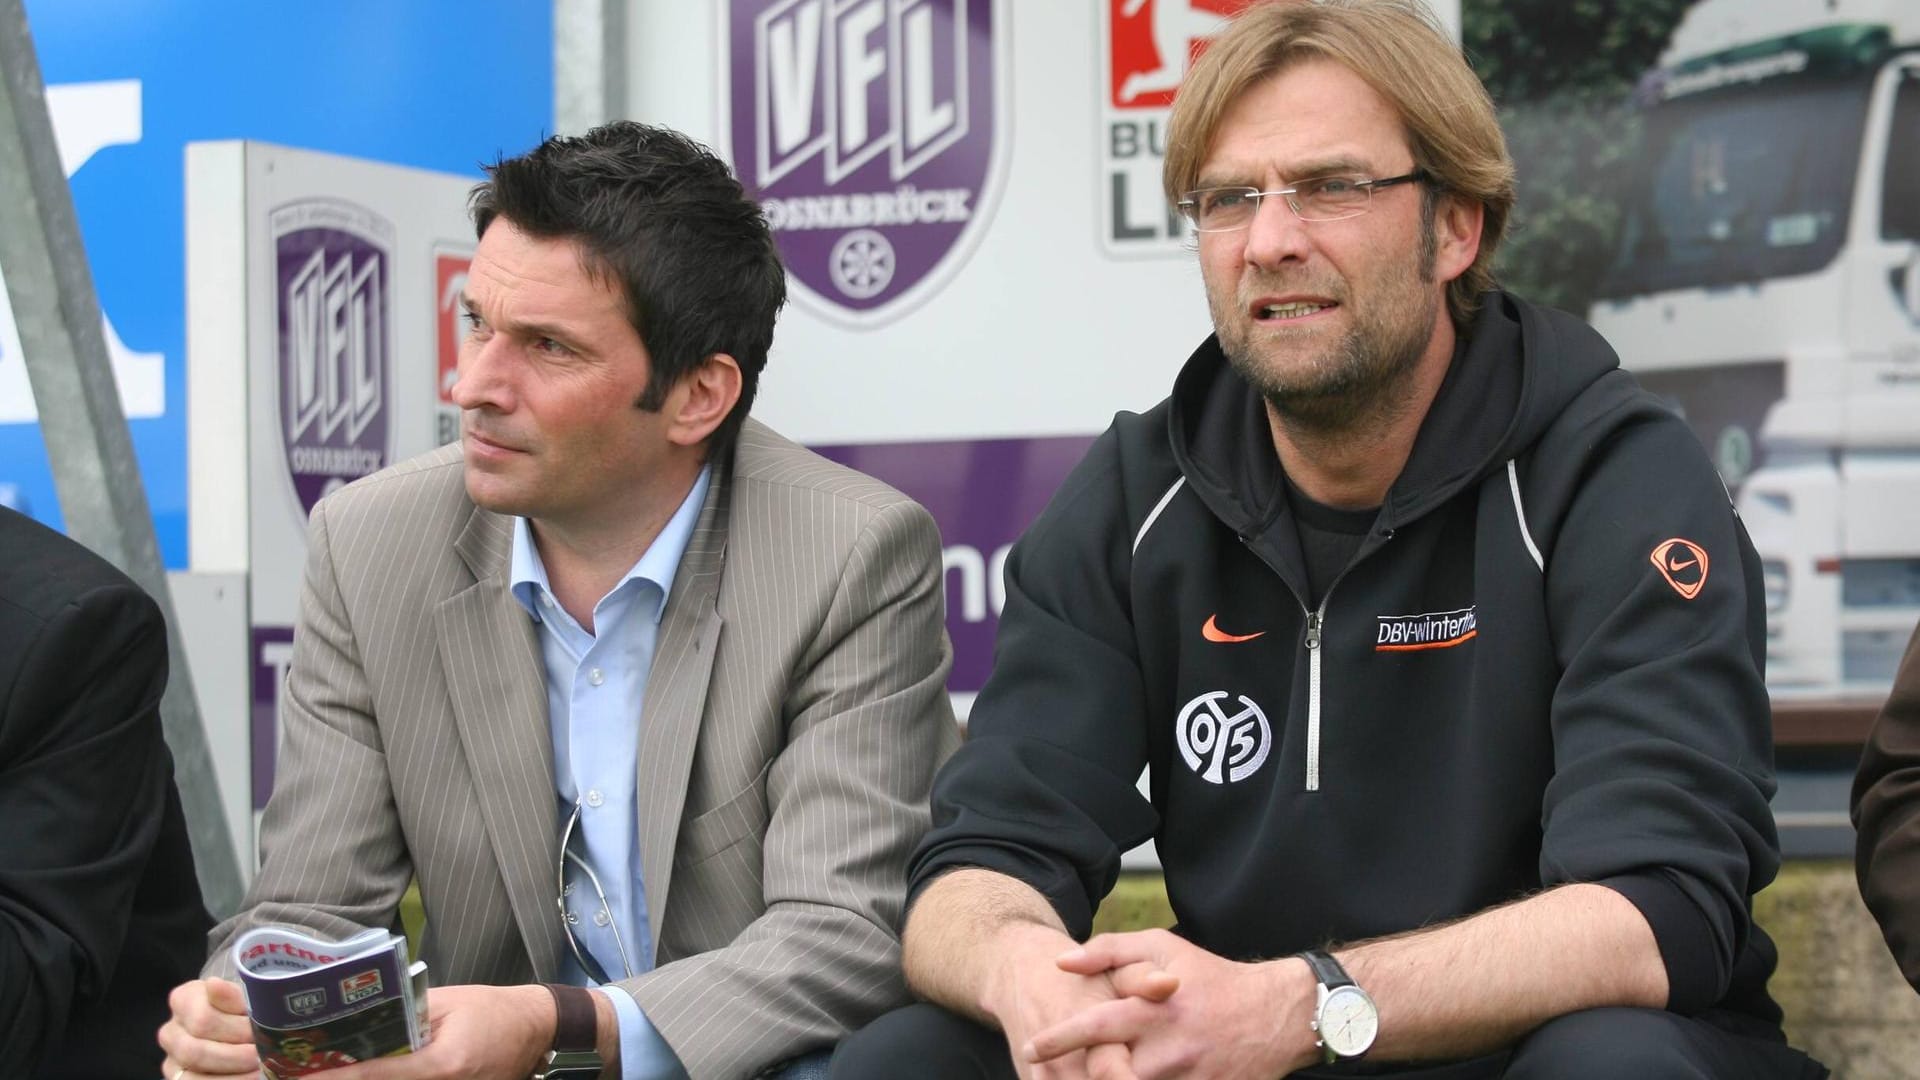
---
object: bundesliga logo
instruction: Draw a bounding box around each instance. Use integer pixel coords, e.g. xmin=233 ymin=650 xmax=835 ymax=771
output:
xmin=723 ymin=0 xmax=1009 ymax=325
xmin=1099 ymin=0 xmax=1244 ymax=255
xmin=339 ymin=968 xmax=384 ymax=1005
xmin=272 ymin=200 xmax=393 ymax=518
xmin=434 ymin=248 xmax=472 ymax=448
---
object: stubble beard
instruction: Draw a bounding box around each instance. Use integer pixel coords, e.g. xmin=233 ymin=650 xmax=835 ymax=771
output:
xmin=1210 ymin=241 xmax=1441 ymax=438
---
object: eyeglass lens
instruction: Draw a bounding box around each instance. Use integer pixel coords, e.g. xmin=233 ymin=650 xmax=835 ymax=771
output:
xmin=1183 ymin=176 xmax=1389 ymax=230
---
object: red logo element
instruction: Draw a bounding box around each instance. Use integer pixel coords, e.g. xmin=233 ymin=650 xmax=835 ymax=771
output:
xmin=1202 ymin=613 xmax=1264 ymax=643
xmin=1650 ymin=538 xmax=1710 ymax=600
xmin=1108 ymin=0 xmax=1247 ymax=110
xmin=435 ymin=251 xmax=472 ymax=406
xmin=337 ymin=968 xmax=383 ymax=1005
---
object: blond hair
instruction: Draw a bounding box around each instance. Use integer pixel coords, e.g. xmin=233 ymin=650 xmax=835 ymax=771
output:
xmin=1163 ymin=0 xmax=1514 ymax=327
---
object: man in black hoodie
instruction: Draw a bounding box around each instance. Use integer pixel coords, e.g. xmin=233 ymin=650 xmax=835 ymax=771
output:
xmin=831 ymin=1 xmax=1824 ymax=1078
xmin=0 ymin=505 xmax=212 ymax=1079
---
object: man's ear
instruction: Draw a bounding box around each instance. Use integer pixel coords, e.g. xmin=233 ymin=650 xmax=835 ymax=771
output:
xmin=1433 ymin=193 xmax=1484 ymax=286
xmin=664 ymin=352 xmax=744 ymax=448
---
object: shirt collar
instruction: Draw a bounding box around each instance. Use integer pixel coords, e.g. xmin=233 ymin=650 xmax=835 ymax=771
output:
xmin=508 ymin=464 xmax=713 ymax=625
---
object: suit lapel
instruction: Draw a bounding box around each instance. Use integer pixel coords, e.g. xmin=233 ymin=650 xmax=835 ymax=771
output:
xmin=439 ymin=504 xmax=566 ymax=982
xmin=633 ymin=455 xmax=730 ymax=959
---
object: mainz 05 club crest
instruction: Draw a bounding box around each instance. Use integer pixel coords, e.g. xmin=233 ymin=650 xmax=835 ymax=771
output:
xmin=271 ymin=199 xmax=393 ymax=518
xmin=723 ymin=0 xmax=1010 ymax=326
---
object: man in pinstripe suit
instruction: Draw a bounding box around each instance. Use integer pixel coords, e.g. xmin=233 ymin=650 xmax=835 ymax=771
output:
xmin=158 ymin=123 xmax=958 ymax=1080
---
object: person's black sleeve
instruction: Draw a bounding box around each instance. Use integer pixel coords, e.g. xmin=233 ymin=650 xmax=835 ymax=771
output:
xmin=0 ymin=582 xmax=172 ymax=1074
xmin=908 ymin=429 xmax=1160 ymax=937
xmin=1536 ymin=407 xmax=1779 ymax=1014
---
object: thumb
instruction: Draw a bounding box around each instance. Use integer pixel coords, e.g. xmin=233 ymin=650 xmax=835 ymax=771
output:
xmin=207 ymin=976 xmax=251 ymax=1014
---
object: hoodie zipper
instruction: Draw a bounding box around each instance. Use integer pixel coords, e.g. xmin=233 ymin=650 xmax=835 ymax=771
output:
xmin=1300 ymin=526 xmax=1395 ymax=793
xmin=1303 ymin=600 xmax=1327 ymax=792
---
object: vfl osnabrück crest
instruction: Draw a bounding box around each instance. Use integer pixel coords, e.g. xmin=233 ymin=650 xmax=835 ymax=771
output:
xmin=724 ymin=0 xmax=1009 ymax=326
xmin=271 ymin=200 xmax=393 ymax=518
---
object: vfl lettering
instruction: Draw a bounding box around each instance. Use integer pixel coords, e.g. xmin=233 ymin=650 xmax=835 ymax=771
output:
xmin=284 ymin=989 xmax=328 ymax=1017
xmin=286 ymin=246 xmax=382 ymax=446
xmin=729 ymin=0 xmax=1002 ymax=320
xmin=273 ymin=202 xmax=393 ymax=517
xmin=756 ymin=0 xmax=968 ymax=189
xmin=1176 ymin=690 xmax=1272 ymax=784
xmin=1650 ymin=538 xmax=1710 ymax=599
xmin=1375 ymin=606 xmax=1477 ymax=652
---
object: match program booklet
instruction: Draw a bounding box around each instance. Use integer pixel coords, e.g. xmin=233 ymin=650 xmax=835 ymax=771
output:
xmin=231 ymin=925 xmax=430 ymax=1079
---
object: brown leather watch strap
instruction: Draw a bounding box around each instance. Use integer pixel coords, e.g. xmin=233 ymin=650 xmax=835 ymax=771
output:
xmin=543 ymin=983 xmax=599 ymax=1054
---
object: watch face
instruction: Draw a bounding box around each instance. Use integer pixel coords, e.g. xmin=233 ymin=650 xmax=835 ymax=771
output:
xmin=1319 ymin=985 xmax=1379 ymax=1057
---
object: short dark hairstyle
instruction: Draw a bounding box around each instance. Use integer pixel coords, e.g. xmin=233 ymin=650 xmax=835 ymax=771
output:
xmin=470 ymin=121 xmax=786 ymax=453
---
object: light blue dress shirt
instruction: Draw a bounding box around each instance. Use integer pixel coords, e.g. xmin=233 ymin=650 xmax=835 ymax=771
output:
xmin=508 ymin=465 xmax=710 ymax=1080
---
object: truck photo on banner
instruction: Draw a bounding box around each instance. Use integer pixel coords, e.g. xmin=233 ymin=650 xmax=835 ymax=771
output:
xmin=1467 ymin=5 xmax=1920 ymax=1066
xmin=1464 ymin=0 xmax=1920 ymax=710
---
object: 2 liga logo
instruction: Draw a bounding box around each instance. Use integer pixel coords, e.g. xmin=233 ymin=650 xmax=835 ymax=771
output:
xmin=723 ymin=0 xmax=1010 ymax=326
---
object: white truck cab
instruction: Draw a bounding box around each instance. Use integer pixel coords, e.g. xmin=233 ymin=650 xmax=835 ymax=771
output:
xmin=1590 ymin=0 xmax=1920 ymax=695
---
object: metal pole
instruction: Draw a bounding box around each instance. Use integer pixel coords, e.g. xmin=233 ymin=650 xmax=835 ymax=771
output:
xmin=554 ymin=0 xmax=626 ymax=134
xmin=0 ymin=0 xmax=243 ymax=916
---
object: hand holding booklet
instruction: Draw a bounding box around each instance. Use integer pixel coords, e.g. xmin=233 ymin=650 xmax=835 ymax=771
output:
xmin=231 ymin=925 xmax=431 ymax=1078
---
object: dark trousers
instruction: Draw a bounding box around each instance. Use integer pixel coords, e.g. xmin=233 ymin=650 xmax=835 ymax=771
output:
xmin=829 ymin=1002 xmax=1828 ymax=1080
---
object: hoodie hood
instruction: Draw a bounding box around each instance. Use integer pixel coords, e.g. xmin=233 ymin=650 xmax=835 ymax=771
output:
xmin=1166 ymin=290 xmax=1623 ymax=536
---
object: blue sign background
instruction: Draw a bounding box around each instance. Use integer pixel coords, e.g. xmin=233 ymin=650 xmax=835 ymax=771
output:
xmin=1 ymin=1 xmax=552 ymax=565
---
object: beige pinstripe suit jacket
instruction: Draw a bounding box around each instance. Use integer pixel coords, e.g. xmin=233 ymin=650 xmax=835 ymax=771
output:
xmin=206 ymin=420 xmax=960 ymax=1078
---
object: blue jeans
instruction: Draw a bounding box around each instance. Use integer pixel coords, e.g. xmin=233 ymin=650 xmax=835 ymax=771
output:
xmin=767 ymin=1048 xmax=834 ymax=1080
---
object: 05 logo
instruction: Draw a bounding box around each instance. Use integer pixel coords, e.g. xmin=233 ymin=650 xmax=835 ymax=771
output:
xmin=1176 ymin=688 xmax=1271 ymax=784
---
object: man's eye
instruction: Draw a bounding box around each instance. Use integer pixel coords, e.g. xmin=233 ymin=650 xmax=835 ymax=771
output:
xmin=1206 ymin=190 xmax=1250 ymax=212
xmin=534 ymin=337 xmax=572 ymax=356
xmin=1307 ymin=177 xmax=1360 ymax=197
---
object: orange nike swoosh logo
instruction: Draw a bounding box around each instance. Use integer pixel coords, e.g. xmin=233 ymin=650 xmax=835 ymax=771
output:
xmin=1650 ymin=538 xmax=1710 ymax=600
xmin=1202 ymin=614 xmax=1265 ymax=643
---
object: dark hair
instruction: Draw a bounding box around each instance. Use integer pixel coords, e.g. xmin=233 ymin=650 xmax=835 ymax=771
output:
xmin=470 ymin=121 xmax=786 ymax=452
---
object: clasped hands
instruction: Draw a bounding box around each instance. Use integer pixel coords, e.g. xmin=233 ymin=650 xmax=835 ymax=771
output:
xmin=990 ymin=925 xmax=1316 ymax=1080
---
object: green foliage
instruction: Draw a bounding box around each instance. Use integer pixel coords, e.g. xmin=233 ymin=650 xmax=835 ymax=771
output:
xmin=1462 ymin=0 xmax=1694 ymax=314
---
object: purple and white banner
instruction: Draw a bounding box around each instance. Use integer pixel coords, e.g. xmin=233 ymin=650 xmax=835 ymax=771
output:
xmin=272 ymin=200 xmax=393 ymax=519
xmin=816 ymin=434 xmax=1093 ymax=691
xmin=724 ymin=0 xmax=1009 ymax=326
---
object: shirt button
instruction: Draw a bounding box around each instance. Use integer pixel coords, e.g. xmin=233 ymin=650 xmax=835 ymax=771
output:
xmin=593 ymin=910 xmax=611 ymax=927
xmin=586 ymin=789 xmax=604 ymax=808
xmin=588 ymin=667 xmax=605 ymax=686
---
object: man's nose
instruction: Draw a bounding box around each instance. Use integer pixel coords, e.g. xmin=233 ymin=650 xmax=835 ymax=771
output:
xmin=1241 ymin=192 xmax=1312 ymax=268
xmin=449 ymin=334 xmax=511 ymax=411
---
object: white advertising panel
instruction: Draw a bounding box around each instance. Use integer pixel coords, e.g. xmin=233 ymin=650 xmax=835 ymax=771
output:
xmin=187 ymin=142 xmax=474 ymax=842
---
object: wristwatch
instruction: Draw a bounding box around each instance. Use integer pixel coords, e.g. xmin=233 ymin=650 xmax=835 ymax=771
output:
xmin=533 ymin=984 xmax=604 ymax=1080
xmin=1299 ymin=949 xmax=1378 ymax=1064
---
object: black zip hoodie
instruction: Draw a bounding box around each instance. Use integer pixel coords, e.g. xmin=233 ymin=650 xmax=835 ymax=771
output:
xmin=913 ymin=291 xmax=1785 ymax=1031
